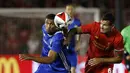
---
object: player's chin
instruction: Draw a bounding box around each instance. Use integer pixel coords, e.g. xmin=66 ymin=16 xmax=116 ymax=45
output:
xmin=100 ymin=30 xmax=105 ymax=33
xmin=100 ymin=29 xmax=108 ymax=34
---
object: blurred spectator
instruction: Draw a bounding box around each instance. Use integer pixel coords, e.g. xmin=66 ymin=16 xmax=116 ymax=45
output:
xmin=0 ymin=33 xmax=6 ymax=54
xmin=5 ymin=20 xmax=20 ymax=54
xmin=19 ymin=23 xmax=31 ymax=54
xmin=6 ymin=31 xmax=20 ymax=54
xmin=27 ymin=33 xmax=40 ymax=54
xmin=27 ymin=19 xmax=41 ymax=54
xmin=0 ymin=15 xmax=44 ymax=54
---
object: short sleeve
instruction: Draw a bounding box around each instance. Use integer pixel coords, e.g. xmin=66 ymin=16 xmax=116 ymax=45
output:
xmin=42 ymin=24 xmax=45 ymax=32
xmin=114 ymin=35 xmax=124 ymax=54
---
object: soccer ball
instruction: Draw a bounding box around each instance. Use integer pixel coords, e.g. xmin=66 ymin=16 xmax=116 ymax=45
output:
xmin=54 ymin=12 xmax=72 ymax=28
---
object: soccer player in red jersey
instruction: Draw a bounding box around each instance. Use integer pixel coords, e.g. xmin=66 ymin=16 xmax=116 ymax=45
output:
xmin=66 ymin=13 xmax=124 ymax=73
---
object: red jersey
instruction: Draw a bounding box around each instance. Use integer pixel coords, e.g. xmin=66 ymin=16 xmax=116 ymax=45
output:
xmin=81 ymin=22 xmax=124 ymax=73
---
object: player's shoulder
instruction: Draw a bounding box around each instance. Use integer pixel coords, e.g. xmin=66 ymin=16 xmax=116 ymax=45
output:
xmin=115 ymin=33 xmax=123 ymax=40
xmin=42 ymin=24 xmax=45 ymax=31
xmin=94 ymin=21 xmax=100 ymax=25
xmin=73 ymin=18 xmax=81 ymax=25
xmin=54 ymin=31 xmax=64 ymax=37
xmin=42 ymin=24 xmax=47 ymax=33
xmin=90 ymin=21 xmax=100 ymax=28
xmin=81 ymin=21 xmax=100 ymax=30
xmin=87 ymin=21 xmax=100 ymax=25
xmin=113 ymin=28 xmax=123 ymax=41
xmin=121 ymin=25 xmax=130 ymax=34
xmin=121 ymin=26 xmax=130 ymax=38
xmin=123 ymin=25 xmax=130 ymax=31
xmin=53 ymin=31 xmax=64 ymax=40
xmin=114 ymin=34 xmax=123 ymax=46
xmin=83 ymin=21 xmax=99 ymax=25
xmin=42 ymin=24 xmax=45 ymax=28
xmin=111 ymin=30 xmax=123 ymax=46
xmin=74 ymin=18 xmax=80 ymax=21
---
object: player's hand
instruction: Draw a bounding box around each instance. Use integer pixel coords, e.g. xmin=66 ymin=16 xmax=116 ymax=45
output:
xmin=75 ymin=45 xmax=80 ymax=53
xmin=88 ymin=58 xmax=103 ymax=66
xmin=75 ymin=42 xmax=81 ymax=52
xmin=75 ymin=47 xmax=80 ymax=52
xmin=63 ymin=39 xmax=69 ymax=46
xmin=19 ymin=54 xmax=32 ymax=61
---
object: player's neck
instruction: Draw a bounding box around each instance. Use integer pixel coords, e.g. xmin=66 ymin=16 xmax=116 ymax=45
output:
xmin=105 ymin=31 xmax=112 ymax=37
xmin=48 ymin=30 xmax=58 ymax=35
xmin=52 ymin=30 xmax=58 ymax=35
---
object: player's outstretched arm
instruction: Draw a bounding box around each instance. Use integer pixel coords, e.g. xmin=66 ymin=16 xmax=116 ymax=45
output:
xmin=19 ymin=50 xmax=57 ymax=64
xmin=64 ymin=27 xmax=82 ymax=45
xmin=68 ymin=27 xmax=82 ymax=35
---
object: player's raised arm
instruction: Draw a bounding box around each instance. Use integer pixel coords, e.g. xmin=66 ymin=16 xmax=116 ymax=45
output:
xmin=65 ymin=22 xmax=94 ymax=45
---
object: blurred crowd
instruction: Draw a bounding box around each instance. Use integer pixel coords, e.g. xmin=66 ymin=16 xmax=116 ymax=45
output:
xmin=0 ymin=0 xmax=129 ymax=9
xmin=0 ymin=16 xmax=44 ymax=54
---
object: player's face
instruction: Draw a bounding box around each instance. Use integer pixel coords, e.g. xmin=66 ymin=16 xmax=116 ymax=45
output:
xmin=100 ymin=20 xmax=113 ymax=33
xmin=45 ymin=18 xmax=57 ymax=34
xmin=65 ymin=6 xmax=75 ymax=17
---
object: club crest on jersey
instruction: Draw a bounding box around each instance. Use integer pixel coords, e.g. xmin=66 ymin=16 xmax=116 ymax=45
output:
xmin=95 ymin=36 xmax=99 ymax=39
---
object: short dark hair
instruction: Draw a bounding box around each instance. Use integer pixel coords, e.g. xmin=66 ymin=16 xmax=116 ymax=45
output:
xmin=46 ymin=14 xmax=55 ymax=20
xmin=102 ymin=12 xmax=115 ymax=24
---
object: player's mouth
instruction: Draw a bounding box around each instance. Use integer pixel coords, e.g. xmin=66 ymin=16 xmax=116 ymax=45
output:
xmin=100 ymin=28 xmax=107 ymax=33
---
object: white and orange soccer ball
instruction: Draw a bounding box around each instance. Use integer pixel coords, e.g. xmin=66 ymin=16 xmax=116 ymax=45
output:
xmin=54 ymin=12 xmax=72 ymax=28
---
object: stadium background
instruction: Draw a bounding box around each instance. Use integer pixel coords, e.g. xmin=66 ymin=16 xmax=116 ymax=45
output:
xmin=0 ymin=0 xmax=129 ymax=73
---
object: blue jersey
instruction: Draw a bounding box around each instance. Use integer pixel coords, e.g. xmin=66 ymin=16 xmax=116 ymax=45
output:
xmin=67 ymin=18 xmax=81 ymax=51
xmin=35 ymin=25 xmax=70 ymax=73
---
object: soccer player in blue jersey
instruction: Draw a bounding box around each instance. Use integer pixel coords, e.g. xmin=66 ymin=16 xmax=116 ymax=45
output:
xmin=65 ymin=4 xmax=81 ymax=73
xmin=19 ymin=14 xmax=71 ymax=73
